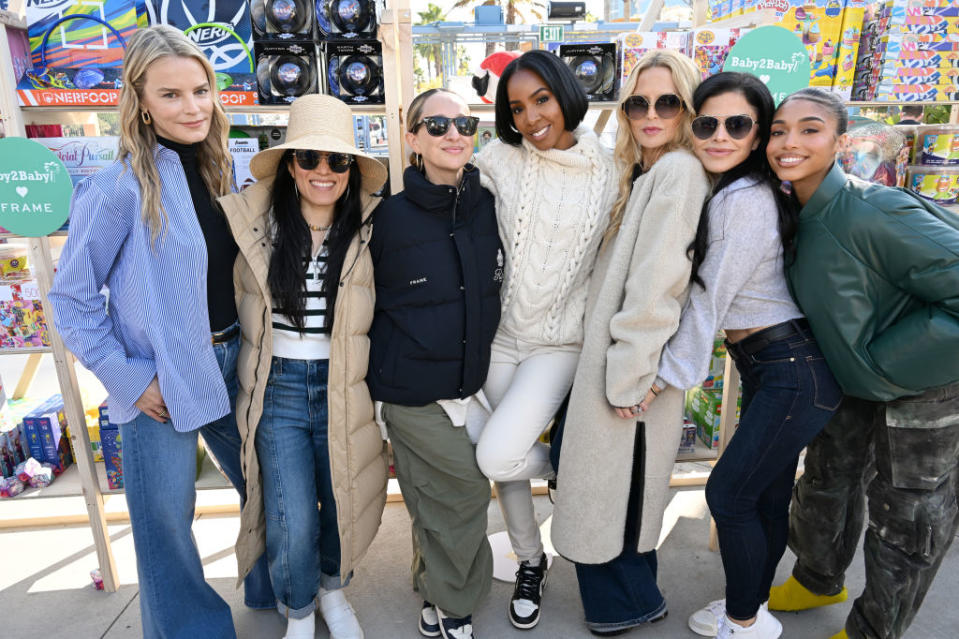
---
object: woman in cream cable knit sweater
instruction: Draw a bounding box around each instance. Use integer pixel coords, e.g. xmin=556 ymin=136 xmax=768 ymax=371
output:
xmin=550 ymin=50 xmax=710 ymax=636
xmin=473 ymin=50 xmax=616 ymax=630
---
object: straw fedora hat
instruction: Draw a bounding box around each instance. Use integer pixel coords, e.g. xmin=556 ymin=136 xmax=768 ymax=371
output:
xmin=248 ymin=94 xmax=388 ymax=192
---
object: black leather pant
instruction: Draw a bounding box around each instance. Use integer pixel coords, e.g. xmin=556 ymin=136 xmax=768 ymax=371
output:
xmin=787 ymin=383 xmax=959 ymax=639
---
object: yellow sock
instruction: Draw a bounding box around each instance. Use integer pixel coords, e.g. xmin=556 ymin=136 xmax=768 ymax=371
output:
xmin=767 ymin=575 xmax=848 ymax=611
xmin=829 ymin=630 xmax=849 ymax=639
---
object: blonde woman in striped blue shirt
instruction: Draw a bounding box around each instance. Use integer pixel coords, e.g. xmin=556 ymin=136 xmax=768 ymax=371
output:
xmin=48 ymin=25 xmax=272 ymax=638
xmin=219 ymin=95 xmax=389 ymax=639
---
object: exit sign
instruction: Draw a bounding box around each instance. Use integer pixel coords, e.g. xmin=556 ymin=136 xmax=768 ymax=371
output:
xmin=539 ymin=24 xmax=565 ymax=42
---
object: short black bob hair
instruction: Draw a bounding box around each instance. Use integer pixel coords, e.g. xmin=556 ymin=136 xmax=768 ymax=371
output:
xmin=494 ymin=50 xmax=588 ymax=146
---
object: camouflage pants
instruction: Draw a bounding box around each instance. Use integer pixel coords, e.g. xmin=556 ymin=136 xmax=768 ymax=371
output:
xmin=788 ymin=383 xmax=959 ymax=639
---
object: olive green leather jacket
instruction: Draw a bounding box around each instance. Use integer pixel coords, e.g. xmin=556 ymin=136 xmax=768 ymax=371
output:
xmin=787 ymin=163 xmax=959 ymax=401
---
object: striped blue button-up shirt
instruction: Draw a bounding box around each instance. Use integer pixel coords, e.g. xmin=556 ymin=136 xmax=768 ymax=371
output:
xmin=49 ymin=145 xmax=229 ymax=431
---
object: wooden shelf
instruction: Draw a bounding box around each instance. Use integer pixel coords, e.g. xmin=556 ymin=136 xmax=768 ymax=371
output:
xmin=19 ymin=103 xmax=387 ymax=114
xmin=0 ymin=346 xmax=52 ymax=355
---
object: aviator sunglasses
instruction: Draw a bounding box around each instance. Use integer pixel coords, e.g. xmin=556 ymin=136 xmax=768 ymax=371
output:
xmin=691 ymin=115 xmax=756 ymax=141
xmin=413 ymin=115 xmax=480 ymax=137
xmin=293 ymin=150 xmax=354 ymax=173
xmin=622 ymin=94 xmax=684 ymax=120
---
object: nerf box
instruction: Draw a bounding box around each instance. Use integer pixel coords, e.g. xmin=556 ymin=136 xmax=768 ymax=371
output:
xmin=0 ymin=278 xmax=50 ymax=350
xmin=617 ymin=31 xmax=690 ymax=86
xmin=27 ymin=0 xmax=148 ymax=70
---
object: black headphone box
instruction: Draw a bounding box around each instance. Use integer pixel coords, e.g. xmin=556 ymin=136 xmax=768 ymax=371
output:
xmin=316 ymin=0 xmax=378 ymax=39
xmin=254 ymin=40 xmax=319 ymax=104
xmin=322 ymin=40 xmax=384 ymax=105
xmin=558 ymin=42 xmax=617 ymax=102
xmin=251 ymin=0 xmax=316 ymax=40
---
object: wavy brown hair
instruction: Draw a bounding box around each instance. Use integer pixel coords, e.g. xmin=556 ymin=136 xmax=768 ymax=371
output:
xmin=118 ymin=25 xmax=232 ymax=245
xmin=605 ymin=49 xmax=700 ymax=244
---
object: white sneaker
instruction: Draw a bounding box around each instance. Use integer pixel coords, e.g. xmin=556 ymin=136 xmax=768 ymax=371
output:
xmin=319 ymin=588 xmax=364 ymax=639
xmin=436 ymin=608 xmax=474 ymax=639
xmin=689 ymin=600 xmax=771 ymax=637
xmin=282 ymin=614 xmax=316 ymax=639
xmin=716 ymin=607 xmax=782 ymax=639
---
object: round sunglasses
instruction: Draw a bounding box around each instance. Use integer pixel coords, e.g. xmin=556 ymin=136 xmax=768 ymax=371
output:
xmin=293 ymin=150 xmax=354 ymax=173
xmin=691 ymin=115 xmax=756 ymax=141
xmin=413 ymin=115 xmax=480 ymax=137
xmin=621 ymin=94 xmax=684 ymax=121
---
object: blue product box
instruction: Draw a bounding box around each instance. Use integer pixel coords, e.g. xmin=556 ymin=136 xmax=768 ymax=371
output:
xmin=99 ymin=404 xmax=122 ymax=490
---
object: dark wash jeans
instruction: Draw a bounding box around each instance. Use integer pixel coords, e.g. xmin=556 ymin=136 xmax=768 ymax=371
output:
xmin=788 ymin=382 xmax=959 ymax=639
xmin=551 ymin=404 xmax=667 ymax=630
xmin=709 ymin=324 xmax=842 ymax=620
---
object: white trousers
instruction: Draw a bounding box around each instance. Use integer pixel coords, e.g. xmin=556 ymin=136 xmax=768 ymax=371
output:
xmin=477 ymin=329 xmax=580 ymax=562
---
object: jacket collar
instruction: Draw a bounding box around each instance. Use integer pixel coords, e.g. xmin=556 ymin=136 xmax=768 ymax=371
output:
xmin=402 ymin=163 xmax=481 ymax=216
xmin=801 ymin=162 xmax=846 ymax=220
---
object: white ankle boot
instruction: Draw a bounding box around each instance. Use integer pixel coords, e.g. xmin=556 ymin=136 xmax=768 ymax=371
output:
xmin=282 ymin=614 xmax=315 ymax=639
xmin=319 ymin=588 xmax=364 ymax=639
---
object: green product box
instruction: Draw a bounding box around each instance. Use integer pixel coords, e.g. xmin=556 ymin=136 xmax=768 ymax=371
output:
xmin=685 ymin=386 xmax=742 ymax=450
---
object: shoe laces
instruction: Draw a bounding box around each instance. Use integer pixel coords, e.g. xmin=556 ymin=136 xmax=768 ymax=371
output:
xmin=514 ymin=561 xmax=544 ymax=601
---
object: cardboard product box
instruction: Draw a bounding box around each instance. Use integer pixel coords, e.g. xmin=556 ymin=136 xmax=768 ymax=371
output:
xmin=617 ymin=31 xmax=690 ymax=86
xmin=100 ymin=419 xmax=123 ymax=490
xmin=27 ymin=0 xmax=148 ymax=70
xmin=701 ymin=334 xmax=728 ymax=391
xmin=254 ymin=40 xmax=318 ymax=105
xmin=0 ymin=278 xmax=50 ymax=350
xmin=678 ymin=420 xmax=697 ymax=456
xmin=21 ymin=394 xmax=72 ymax=473
xmin=832 ymin=1 xmax=867 ymax=98
xmin=685 ymin=386 xmax=742 ymax=451
xmin=251 ymin=0 xmax=315 ymax=41
xmin=775 ymin=0 xmax=856 ymax=90
xmin=145 ymin=0 xmax=258 ymax=106
xmin=33 ymin=137 xmax=119 ymax=186
xmin=691 ymin=28 xmax=748 ymax=80
xmin=322 ymin=40 xmax=385 ymax=105
xmin=559 ymin=42 xmax=618 ymax=102
xmin=0 ymin=247 xmax=28 ymax=278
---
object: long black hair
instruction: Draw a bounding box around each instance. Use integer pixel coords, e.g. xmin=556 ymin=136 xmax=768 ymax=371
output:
xmin=268 ymin=150 xmax=364 ymax=333
xmin=688 ymin=72 xmax=797 ymax=288
xmin=494 ymin=50 xmax=588 ymax=146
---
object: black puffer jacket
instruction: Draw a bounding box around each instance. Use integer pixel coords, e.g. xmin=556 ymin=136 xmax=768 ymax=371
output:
xmin=367 ymin=165 xmax=503 ymax=405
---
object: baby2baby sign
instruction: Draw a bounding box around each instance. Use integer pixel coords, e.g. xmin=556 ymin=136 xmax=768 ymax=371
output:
xmin=0 ymin=138 xmax=72 ymax=237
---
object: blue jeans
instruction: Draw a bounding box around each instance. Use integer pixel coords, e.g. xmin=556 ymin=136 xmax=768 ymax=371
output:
xmin=119 ymin=331 xmax=273 ymax=639
xmin=552 ymin=409 xmax=666 ymax=630
xmin=708 ymin=322 xmax=842 ymax=620
xmin=256 ymin=357 xmax=344 ymax=618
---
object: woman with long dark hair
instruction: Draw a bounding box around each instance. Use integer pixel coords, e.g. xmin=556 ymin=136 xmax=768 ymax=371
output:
xmin=765 ymin=87 xmax=959 ymax=639
xmin=48 ymin=25 xmax=272 ymax=638
xmin=644 ymin=73 xmax=842 ymax=639
xmin=219 ymin=95 xmax=389 ymax=639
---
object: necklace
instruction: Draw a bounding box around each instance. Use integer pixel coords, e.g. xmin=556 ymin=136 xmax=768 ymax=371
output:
xmin=308 ymin=223 xmax=332 ymax=232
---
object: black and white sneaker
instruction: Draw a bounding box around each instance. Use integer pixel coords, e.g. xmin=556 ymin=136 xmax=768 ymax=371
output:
xmin=509 ymin=553 xmax=548 ymax=629
xmin=419 ymin=601 xmax=441 ymax=637
xmin=436 ymin=608 xmax=474 ymax=639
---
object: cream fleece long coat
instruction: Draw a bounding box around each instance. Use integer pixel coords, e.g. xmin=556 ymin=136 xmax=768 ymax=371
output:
xmin=551 ymin=150 xmax=709 ymax=563
xmin=218 ymin=178 xmax=388 ymax=585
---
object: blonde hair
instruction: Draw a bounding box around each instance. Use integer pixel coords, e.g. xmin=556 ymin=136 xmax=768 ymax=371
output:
xmin=405 ymin=88 xmax=466 ymax=168
xmin=118 ymin=25 xmax=232 ymax=245
xmin=606 ymin=49 xmax=701 ymax=242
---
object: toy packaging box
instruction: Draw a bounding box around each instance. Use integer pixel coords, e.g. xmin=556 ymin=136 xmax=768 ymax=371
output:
xmin=323 ymin=39 xmax=384 ymax=105
xmin=34 ymin=136 xmax=119 ymax=186
xmin=685 ymin=386 xmax=741 ymax=451
xmin=99 ymin=403 xmax=123 ymax=490
xmin=617 ymin=31 xmax=690 ymax=86
xmin=559 ymin=42 xmax=617 ymax=102
xmin=315 ymin=0 xmax=378 ymax=39
xmin=21 ymin=394 xmax=73 ymax=474
xmin=700 ymin=334 xmax=728 ymax=391
xmin=691 ymin=28 xmax=748 ymax=80
xmin=19 ymin=0 xmax=148 ymax=107
xmin=145 ymin=0 xmax=258 ymax=106
xmin=251 ymin=0 xmax=315 ymax=41
xmin=0 ymin=278 xmax=51 ymax=350
xmin=907 ymin=167 xmax=959 ymax=204
xmin=255 ymin=39 xmax=318 ymax=105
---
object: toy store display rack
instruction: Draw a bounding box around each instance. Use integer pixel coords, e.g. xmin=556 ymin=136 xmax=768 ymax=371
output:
xmin=2 ymin=0 xmax=959 ymax=592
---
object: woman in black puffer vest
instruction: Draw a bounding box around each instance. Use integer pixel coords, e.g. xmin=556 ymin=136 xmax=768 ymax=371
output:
xmin=366 ymin=88 xmax=502 ymax=639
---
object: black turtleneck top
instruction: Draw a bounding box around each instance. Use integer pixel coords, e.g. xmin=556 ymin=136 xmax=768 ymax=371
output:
xmin=157 ymin=136 xmax=239 ymax=332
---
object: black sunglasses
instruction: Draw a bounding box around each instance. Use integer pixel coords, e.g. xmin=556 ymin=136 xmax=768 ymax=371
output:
xmin=622 ymin=94 xmax=684 ymax=121
xmin=413 ymin=115 xmax=480 ymax=137
xmin=691 ymin=115 xmax=756 ymax=141
xmin=293 ymin=150 xmax=354 ymax=173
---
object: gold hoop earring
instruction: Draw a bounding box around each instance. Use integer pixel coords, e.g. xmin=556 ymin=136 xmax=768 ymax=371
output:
xmin=141 ymin=111 xmax=152 ymax=125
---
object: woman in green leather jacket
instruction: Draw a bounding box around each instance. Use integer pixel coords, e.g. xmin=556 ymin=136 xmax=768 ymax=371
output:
xmin=764 ymin=87 xmax=959 ymax=639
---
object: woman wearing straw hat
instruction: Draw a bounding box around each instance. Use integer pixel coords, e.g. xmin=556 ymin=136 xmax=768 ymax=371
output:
xmin=219 ymin=94 xmax=389 ymax=639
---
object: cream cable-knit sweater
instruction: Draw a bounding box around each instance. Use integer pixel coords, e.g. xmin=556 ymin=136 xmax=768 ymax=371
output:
xmin=476 ymin=125 xmax=616 ymax=346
